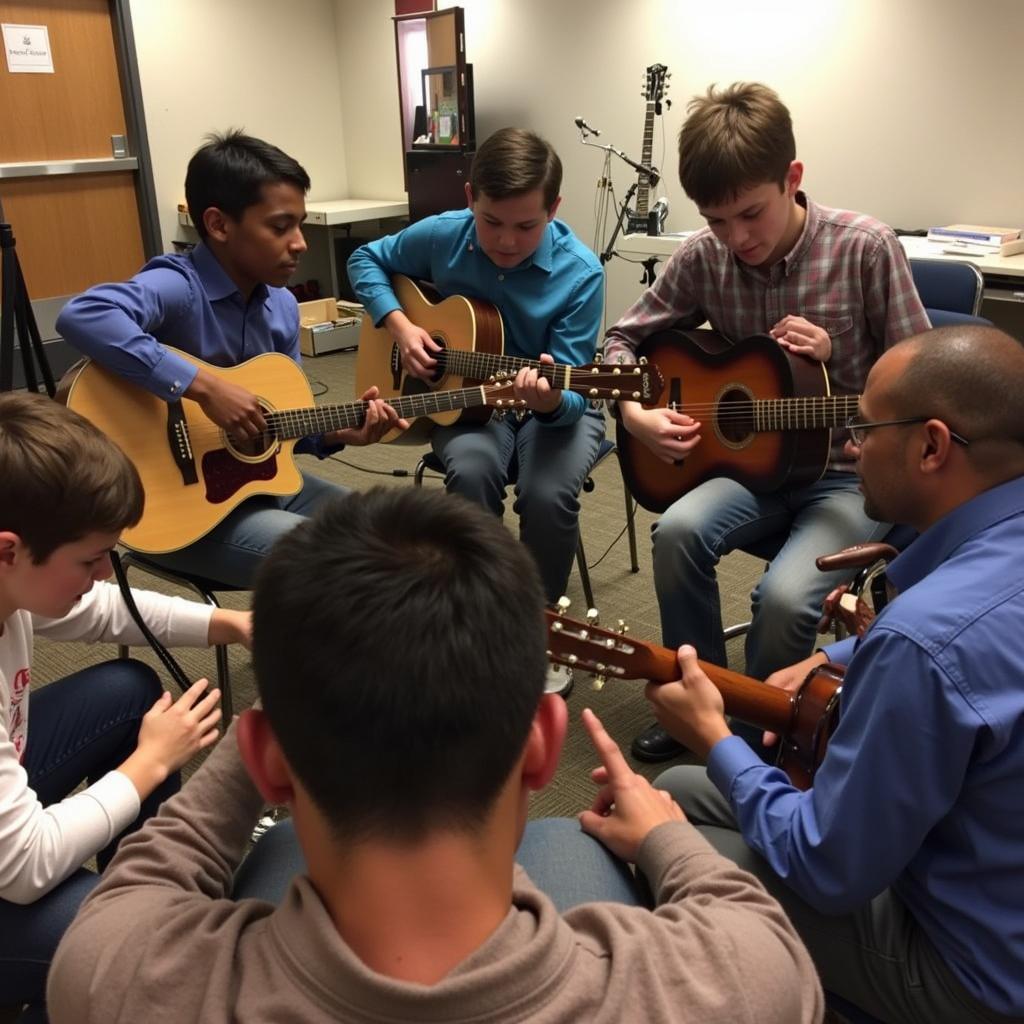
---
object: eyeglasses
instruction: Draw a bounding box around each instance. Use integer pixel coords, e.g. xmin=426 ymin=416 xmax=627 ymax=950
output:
xmin=845 ymin=415 xmax=970 ymax=447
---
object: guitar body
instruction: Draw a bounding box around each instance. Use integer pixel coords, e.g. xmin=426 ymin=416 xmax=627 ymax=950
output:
xmin=63 ymin=350 xmax=310 ymax=554
xmin=355 ymin=275 xmax=505 ymax=445
xmin=616 ymin=330 xmax=833 ymax=512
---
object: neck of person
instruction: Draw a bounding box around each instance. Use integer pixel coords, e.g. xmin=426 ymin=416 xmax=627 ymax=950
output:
xmin=295 ymin=778 xmax=527 ymax=985
xmin=767 ymin=197 xmax=807 ymax=268
xmin=205 ymin=242 xmax=259 ymax=303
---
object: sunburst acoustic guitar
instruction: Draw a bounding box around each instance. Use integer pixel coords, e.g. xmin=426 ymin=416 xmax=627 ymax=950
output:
xmin=616 ymin=329 xmax=861 ymax=512
xmin=62 ymin=348 xmax=661 ymax=555
xmin=355 ymin=274 xmax=663 ymax=444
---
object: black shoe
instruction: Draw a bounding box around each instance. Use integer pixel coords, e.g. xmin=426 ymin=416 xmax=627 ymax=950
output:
xmin=630 ymin=722 xmax=686 ymax=763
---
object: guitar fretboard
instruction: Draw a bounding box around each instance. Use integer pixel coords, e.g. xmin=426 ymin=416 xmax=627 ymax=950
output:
xmin=635 ymin=101 xmax=656 ymax=216
xmin=259 ymin=385 xmax=491 ymax=442
xmin=753 ymin=394 xmax=860 ymax=432
xmin=441 ymin=348 xmax=557 ymax=382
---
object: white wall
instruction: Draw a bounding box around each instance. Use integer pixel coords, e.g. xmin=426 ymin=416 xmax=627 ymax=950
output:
xmin=335 ymin=0 xmax=1024 ymax=325
xmin=129 ymin=0 xmax=351 ymax=251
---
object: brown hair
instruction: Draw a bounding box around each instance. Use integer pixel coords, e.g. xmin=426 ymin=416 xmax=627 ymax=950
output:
xmin=678 ymin=82 xmax=796 ymax=208
xmin=470 ymin=127 xmax=562 ymax=210
xmin=0 ymin=392 xmax=143 ymax=563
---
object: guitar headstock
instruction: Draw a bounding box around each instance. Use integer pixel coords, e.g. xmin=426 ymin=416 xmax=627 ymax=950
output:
xmin=643 ymin=63 xmax=671 ymax=114
xmin=545 ymin=601 xmax=671 ymax=690
xmin=567 ymin=360 xmax=665 ymax=405
xmin=481 ymin=376 xmax=526 ymax=410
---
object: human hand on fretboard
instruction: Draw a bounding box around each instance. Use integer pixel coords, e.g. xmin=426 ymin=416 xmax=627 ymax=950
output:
xmin=513 ymin=353 xmax=562 ymax=414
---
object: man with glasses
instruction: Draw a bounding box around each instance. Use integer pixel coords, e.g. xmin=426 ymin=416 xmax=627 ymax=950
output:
xmin=648 ymin=324 xmax=1024 ymax=1023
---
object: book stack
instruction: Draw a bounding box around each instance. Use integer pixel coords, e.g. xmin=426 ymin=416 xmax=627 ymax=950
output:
xmin=926 ymin=224 xmax=1024 ymax=258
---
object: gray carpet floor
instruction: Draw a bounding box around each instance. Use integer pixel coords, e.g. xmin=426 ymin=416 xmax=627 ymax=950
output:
xmin=31 ymin=346 xmax=765 ymax=820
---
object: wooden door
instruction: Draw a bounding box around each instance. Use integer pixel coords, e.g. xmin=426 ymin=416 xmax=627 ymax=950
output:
xmin=0 ymin=0 xmax=152 ymax=311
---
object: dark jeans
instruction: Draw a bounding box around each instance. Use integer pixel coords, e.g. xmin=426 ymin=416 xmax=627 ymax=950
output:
xmin=0 ymin=659 xmax=179 ymax=1014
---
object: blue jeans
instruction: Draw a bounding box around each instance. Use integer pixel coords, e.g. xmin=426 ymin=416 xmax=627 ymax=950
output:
xmin=0 ymin=660 xmax=177 ymax=1011
xmin=432 ymin=409 xmax=606 ymax=602
xmin=151 ymin=470 xmax=349 ymax=588
xmin=234 ymin=817 xmax=647 ymax=912
xmin=652 ymin=471 xmax=888 ymax=680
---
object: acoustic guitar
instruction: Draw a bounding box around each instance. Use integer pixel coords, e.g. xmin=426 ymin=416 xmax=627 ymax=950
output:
xmin=616 ymin=329 xmax=861 ymax=512
xmin=356 ymin=275 xmax=663 ymax=444
xmin=63 ymin=348 xmax=656 ymax=555
xmin=545 ymin=607 xmax=844 ymax=790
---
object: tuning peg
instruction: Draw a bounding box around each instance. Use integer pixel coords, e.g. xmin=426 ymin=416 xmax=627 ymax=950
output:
xmin=586 ymin=607 xmax=600 ymax=626
xmin=592 ymin=673 xmax=608 ymax=692
xmin=612 ymin=366 xmax=621 ymax=375
xmin=611 ymin=389 xmax=621 ymax=398
xmin=616 ymin=619 xmax=629 ymax=635
xmin=588 ymin=388 xmax=599 ymax=398
xmin=556 ymin=596 xmax=571 ymax=614
xmin=593 ymin=353 xmax=603 ymax=364
xmin=638 ymin=356 xmax=648 ymax=365
xmin=630 ymin=391 xmax=641 ymax=400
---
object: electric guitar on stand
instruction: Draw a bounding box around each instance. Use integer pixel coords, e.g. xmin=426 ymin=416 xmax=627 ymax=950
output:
xmin=625 ymin=63 xmax=671 ymax=237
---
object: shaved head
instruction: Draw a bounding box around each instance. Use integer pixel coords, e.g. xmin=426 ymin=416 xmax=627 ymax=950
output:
xmin=881 ymin=326 xmax=1024 ymax=475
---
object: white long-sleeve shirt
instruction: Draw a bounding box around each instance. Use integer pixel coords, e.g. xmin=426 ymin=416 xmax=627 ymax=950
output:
xmin=0 ymin=581 xmax=213 ymax=904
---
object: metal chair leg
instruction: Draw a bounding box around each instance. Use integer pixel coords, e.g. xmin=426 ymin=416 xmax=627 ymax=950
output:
xmin=575 ymin=535 xmax=595 ymax=609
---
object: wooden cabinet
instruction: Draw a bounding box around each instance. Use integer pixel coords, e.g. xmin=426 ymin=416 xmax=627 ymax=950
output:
xmin=406 ymin=149 xmax=475 ymax=223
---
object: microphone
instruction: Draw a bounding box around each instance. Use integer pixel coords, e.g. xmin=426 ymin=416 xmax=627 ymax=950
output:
xmin=574 ymin=116 xmax=601 ymax=137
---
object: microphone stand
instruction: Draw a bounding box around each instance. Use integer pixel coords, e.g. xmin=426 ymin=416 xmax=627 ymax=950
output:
xmin=581 ymin=136 xmax=661 ymax=282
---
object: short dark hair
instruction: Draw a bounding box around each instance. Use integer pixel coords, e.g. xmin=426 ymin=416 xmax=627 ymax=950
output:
xmin=0 ymin=392 xmax=143 ymax=563
xmin=184 ymin=129 xmax=310 ymax=239
xmin=470 ymin=127 xmax=562 ymax=210
xmin=252 ymin=488 xmax=549 ymax=842
xmin=678 ymin=82 xmax=795 ymax=208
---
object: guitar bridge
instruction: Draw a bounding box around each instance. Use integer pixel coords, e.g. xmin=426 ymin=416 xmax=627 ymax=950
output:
xmin=166 ymin=401 xmax=198 ymax=486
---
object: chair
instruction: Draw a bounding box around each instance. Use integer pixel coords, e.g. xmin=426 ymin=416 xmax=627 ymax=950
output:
xmin=116 ymin=551 xmax=242 ymax=718
xmin=909 ymin=257 xmax=992 ymax=327
xmin=414 ymin=437 xmax=638 ymax=608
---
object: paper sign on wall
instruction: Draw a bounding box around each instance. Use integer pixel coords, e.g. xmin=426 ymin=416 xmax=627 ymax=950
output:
xmin=3 ymin=23 xmax=54 ymax=74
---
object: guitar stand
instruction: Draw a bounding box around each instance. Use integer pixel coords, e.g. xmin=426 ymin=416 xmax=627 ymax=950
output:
xmin=0 ymin=201 xmax=55 ymax=396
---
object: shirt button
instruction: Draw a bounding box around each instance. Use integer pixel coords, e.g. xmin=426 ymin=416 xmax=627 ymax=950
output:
xmin=498 ymin=274 xmax=505 ymax=281
xmin=170 ymin=382 xmax=179 ymax=394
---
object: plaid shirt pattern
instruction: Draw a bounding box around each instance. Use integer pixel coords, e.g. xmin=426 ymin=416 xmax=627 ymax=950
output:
xmin=605 ymin=195 xmax=930 ymax=468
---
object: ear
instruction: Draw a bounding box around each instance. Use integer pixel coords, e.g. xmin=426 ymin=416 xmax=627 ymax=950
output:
xmin=785 ymin=161 xmax=804 ymax=196
xmin=236 ymin=709 xmax=296 ymax=806
xmin=463 ymin=181 xmax=474 ymax=209
xmin=520 ymin=693 xmax=568 ymax=792
xmin=919 ymin=419 xmax=956 ymax=474
xmin=0 ymin=532 xmax=20 ymax=569
xmin=546 ymin=195 xmax=562 ymax=222
xmin=202 ymin=206 xmax=232 ymax=243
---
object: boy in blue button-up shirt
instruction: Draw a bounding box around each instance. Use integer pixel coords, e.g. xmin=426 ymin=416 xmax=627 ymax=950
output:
xmin=348 ymin=128 xmax=606 ymax=612
xmin=56 ymin=131 xmax=404 ymax=588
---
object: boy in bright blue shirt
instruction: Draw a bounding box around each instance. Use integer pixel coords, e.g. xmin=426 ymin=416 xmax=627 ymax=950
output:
xmin=348 ymin=128 xmax=605 ymax=617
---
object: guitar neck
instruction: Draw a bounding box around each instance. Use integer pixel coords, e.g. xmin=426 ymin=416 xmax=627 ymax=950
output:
xmin=626 ymin=642 xmax=796 ymax=735
xmin=635 ymin=103 xmax=655 ymax=216
xmin=442 ymin=348 xmax=565 ymax=383
xmin=265 ymin=386 xmax=491 ymax=440
xmin=751 ymin=393 xmax=861 ymax=431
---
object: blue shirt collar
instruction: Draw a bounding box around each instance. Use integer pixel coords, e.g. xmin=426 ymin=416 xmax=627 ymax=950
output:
xmin=190 ymin=242 xmax=271 ymax=307
xmin=888 ymin=475 xmax=1024 ymax=593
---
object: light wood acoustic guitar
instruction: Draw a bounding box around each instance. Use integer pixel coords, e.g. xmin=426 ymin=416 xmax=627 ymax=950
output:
xmin=546 ymin=606 xmax=844 ymax=790
xmin=544 ymin=606 xmax=839 ymax=790
xmin=355 ymin=274 xmax=664 ymax=444
xmin=616 ymin=329 xmax=861 ymax=512
xmin=62 ymin=348 xmax=661 ymax=555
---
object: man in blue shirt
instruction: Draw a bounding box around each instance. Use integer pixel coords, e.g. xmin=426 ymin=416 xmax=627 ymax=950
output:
xmin=57 ymin=131 xmax=404 ymax=587
xmin=348 ymin=128 xmax=605 ymax=623
xmin=649 ymin=325 xmax=1024 ymax=1023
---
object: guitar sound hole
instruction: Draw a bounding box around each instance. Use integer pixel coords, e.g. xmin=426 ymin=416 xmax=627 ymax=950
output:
xmin=717 ymin=387 xmax=755 ymax=445
xmin=429 ymin=338 xmax=447 ymax=384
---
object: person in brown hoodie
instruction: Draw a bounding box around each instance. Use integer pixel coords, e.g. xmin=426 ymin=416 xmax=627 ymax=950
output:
xmin=47 ymin=487 xmax=823 ymax=1024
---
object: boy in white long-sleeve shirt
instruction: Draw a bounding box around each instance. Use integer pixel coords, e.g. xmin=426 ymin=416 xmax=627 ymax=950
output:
xmin=0 ymin=391 xmax=250 ymax=1017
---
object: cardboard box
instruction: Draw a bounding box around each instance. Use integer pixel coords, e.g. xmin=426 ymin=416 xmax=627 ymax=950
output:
xmin=298 ymin=298 xmax=362 ymax=357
